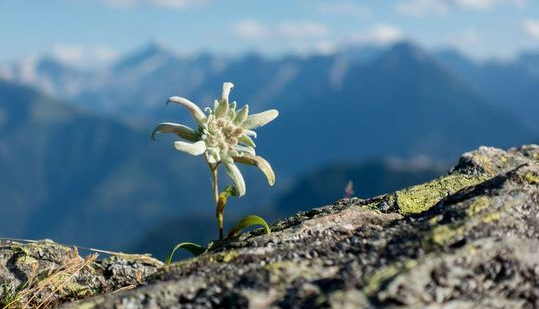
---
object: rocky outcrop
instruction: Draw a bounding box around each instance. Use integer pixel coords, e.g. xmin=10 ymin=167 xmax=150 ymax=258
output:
xmin=3 ymin=145 xmax=539 ymax=308
xmin=0 ymin=240 xmax=162 ymax=308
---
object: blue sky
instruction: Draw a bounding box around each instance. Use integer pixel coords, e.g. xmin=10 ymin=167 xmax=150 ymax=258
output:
xmin=1 ymin=0 xmax=539 ymax=65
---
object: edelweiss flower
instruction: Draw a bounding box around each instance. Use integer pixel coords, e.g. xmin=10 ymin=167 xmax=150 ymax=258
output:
xmin=151 ymin=82 xmax=278 ymax=196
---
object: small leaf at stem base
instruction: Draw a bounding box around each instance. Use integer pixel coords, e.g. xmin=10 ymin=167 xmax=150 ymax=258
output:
xmin=165 ymin=242 xmax=206 ymax=265
xmin=218 ymin=186 xmax=238 ymax=213
xmin=227 ymin=215 xmax=271 ymax=239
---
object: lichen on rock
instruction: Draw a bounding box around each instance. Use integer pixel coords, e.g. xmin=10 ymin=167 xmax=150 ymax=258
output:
xmin=0 ymin=240 xmax=162 ymax=308
xmin=4 ymin=144 xmax=539 ymax=308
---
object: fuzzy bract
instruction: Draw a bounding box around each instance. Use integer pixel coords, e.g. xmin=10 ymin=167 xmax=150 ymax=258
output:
xmin=152 ymin=82 xmax=278 ymax=196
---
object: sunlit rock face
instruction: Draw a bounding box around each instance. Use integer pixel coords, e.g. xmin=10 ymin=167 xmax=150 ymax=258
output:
xmin=3 ymin=145 xmax=539 ymax=308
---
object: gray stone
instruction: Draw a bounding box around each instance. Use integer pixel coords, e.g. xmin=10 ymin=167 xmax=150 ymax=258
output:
xmin=0 ymin=240 xmax=162 ymax=308
xmin=5 ymin=145 xmax=539 ymax=308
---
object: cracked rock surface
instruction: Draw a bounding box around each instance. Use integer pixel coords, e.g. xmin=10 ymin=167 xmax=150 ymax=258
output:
xmin=4 ymin=145 xmax=539 ymax=308
xmin=0 ymin=240 xmax=162 ymax=308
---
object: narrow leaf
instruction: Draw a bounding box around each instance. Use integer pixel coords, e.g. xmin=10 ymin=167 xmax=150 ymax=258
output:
xmin=151 ymin=122 xmax=199 ymax=142
xmin=165 ymin=242 xmax=206 ymax=265
xmin=227 ymin=215 xmax=271 ymax=239
xmin=217 ymin=187 xmax=235 ymax=213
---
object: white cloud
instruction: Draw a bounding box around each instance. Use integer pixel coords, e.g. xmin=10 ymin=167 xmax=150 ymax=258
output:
xmin=396 ymin=0 xmax=449 ymax=17
xmin=522 ymin=19 xmax=539 ymax=40
xmin=315 ymin=1 xmax=372 ymax=18
xmin=455 ymin=0 xmax=527 ymax=10
xmin=277 ymin=21 xmax=329 ymax=38
xmin=352 ymin=24 xmax=404 ymax=45
xmin=396 ymin=0 xmax=526 ymax=16
xmin=232 ymin=20 xmax=269 ymax=40
xmin=444 ymin=27 xmax=481 ymax=47
xmin=50 ymin=45 xmax=119 ymax=66
xmin=232 ymin=20 xmax=329 ymax=41
xmin=313 ymin=40 xmax=338 ymax=55
xmin=98 ymin=0 xmax=207 ymax=9
xmin=454 ymin=0 xmax=494 ymax=9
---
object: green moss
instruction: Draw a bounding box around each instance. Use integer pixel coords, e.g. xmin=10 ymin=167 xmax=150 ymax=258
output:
xmin=523 ymin=172 xmax=539 ymax=184
xmin=465 ymin=197 xmax=489 ymax=217
xmin=17 ymin=255 xmax=38 ymax=265
xmin=328 ymin=290 xmax=368 ymax=308
xmin=264 ymin=261 xmax=304 ymax=285
xmin=73 ymin=303 xmax=97 ymax=309
xmin=362 ymin=202 xmax=379 ymax=210
xmin=222 ymin=251 xmax=239 ymax=263
xmin=470 ymin=153 xmax=497 ymax=175
xmin=207 ymin=250 xmax=240 ymax=263
xmin=364 ymin=259 xmax=418 ymax=294
xmin=395 ymin=173 xmax=488 ymax=214
xmin=428 ymin=215 xmax=442 ymax=224
xmin=70 ymin=299 xmax=105 ymax=309
xmin=429 ymin=224 xmax=465 ymax=246
xmin=54 ymin=272 xmax=94 ymax=298
xmin=264 ymin=261 xmax=335 ymax=287
xmin=112 ymin=253 xmax=161 ymax=264
xmin=481 ymin=212 xmax=501 ymax=223
xmin=9 ymin=243 xmax=31 ymax=256
xmin=10 ymin=241 xmax=74 ymax=262
xmin=425 ymin=198 xmax=500 ymax=248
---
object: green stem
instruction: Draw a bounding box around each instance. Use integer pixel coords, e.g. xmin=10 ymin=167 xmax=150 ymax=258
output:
xmin=210 ymin=164 xmax=223 ymax=240
xmin=217 ymin=211 xmax=224 ymax=241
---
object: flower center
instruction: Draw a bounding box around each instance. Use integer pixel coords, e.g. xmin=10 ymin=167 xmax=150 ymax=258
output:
xmin=203 ymin=118 xmax=244 ymax=152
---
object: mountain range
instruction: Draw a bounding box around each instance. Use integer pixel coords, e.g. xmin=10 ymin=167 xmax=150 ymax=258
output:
xmin=434 ymin=50 xmax=539 ymax=132
xmin=0 ymin=40 xmax=537 ymax=254
xmin=1 ymin=42 xmax=535 ymax=171
xmin=135 ymin=158 xmax=447 ymax=259
xmin=0 ymin=80 xmax=279 ymax=250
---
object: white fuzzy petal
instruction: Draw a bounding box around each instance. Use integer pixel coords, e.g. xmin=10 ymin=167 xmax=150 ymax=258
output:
xmin=242 ymin=109 xmax=279 ymax=130
xmin=174 ymin=140 xmax=206 ymax=156
xmin=238 ymin=134 xmax=256 ymax=147
xmin=151 ymin=122 xmax=200 ymax=142
xmin=244 ymin=130 xmax=257 ymax=138
xmin=215 ymin=99 xmax=229 ymax=118
xmin=233 ymin=154 xmax=275 ymax=186
xmin=234 ymin=145 xmax=256 ymax=156
xmin=221 ymin=82 xmax=234 ymax=104
xmin=225 ymin=162 xmax=246 ymax=197
xmin=167 ymin=96 xmax=206 ymax=125
xmin=234 ymin=105 xmax=249 ymax=125
xmin=227 ymin=107 xmax=236 ymax=121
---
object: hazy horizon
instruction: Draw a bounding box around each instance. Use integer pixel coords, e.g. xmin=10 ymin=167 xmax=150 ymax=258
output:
xmin=2 ymin=0 xmax=539 ymax=66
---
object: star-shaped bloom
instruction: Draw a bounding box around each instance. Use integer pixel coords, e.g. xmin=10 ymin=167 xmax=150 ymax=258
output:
xmin=152 ymin=82 xmax=278 ymax=197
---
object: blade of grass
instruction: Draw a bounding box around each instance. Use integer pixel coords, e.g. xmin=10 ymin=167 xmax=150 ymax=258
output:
xmin=165 ymin=242 xmax=206 ymax=265
xmin=0 ymin=237 xmax=153 ymax=258
xmin=34 ymin=254 xmax=97 ymax=309
xmin=227 ymin=215 xmax=271 ymax=239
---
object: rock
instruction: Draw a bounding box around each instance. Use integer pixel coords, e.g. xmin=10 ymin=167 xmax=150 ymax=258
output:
xmin=0 ymin=240 xmax=162 ymax=308
xmin=5 ymin=145 xmax=539 ymax=308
